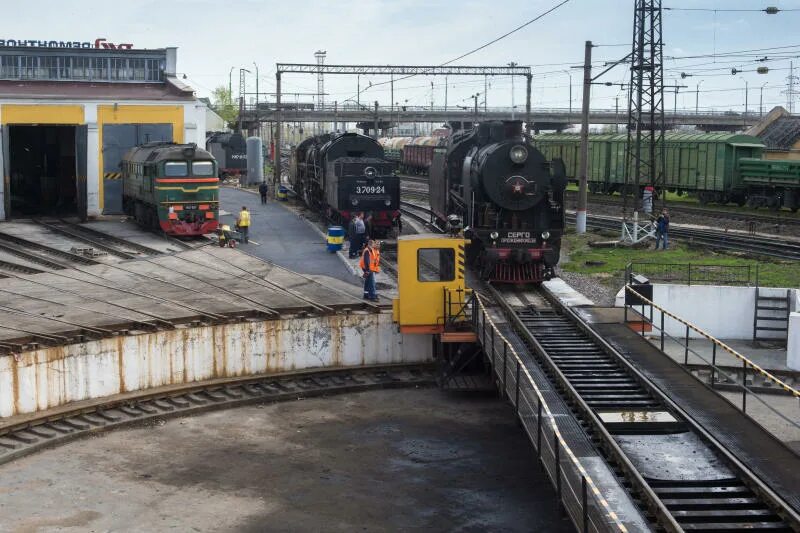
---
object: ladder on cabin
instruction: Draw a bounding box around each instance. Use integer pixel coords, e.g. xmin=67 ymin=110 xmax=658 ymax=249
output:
xmin=753 ymin=288 xmax=791 ymax=343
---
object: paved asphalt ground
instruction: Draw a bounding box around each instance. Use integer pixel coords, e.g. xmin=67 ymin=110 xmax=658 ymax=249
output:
xmin=219 ymin=187 xmax=356 ymax=284
xmin=0 ymin=389 xmax=572 ymax=532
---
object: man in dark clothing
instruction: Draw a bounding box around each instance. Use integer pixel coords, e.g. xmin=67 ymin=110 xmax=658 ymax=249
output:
xmin=350 ymin=213 xmax=366 ymax=258
xmin=654 ymin=208 xmax=670 ymax=250
xmin=258 ymin=181 xmax=268 ymax=204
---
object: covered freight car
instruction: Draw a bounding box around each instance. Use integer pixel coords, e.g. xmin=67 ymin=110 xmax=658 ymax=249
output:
xmin=533 ymin=132 xmax=764 ymax=204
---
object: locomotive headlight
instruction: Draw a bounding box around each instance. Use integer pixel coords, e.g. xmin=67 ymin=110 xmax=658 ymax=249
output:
xmin=352 ymin=199 xmax=359 ymax=206
xmin=384 ymin=199 xmax=391 ymax=206
xmin=541 ymin=231 xmax=551 ymax=240
xmin=490 ymin=231 xmax=499 ymax=240
xmin=509 ymin=145 xmax=528 ymax=164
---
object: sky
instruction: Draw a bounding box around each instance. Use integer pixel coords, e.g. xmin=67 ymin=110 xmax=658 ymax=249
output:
xmin=8 ymin=0 xmax=800 ymax=114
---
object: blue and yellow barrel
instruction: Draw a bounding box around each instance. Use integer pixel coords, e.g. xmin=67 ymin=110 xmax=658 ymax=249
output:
xmin=277 ymin=186 xmax=288 ymax=201
xmin=326 ymin=226 xmax=345 ymax=252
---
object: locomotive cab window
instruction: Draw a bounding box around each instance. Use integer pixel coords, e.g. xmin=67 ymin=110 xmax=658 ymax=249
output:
xmin=192 ymin=161 xmax=215 ymax=176
xmin=164 ymin=161 xmax=188 ymax=177
xmin=417 ymin=248 xmax=455 ymax=282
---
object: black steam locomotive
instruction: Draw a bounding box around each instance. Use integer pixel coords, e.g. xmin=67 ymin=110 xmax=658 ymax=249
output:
xmin=289 ymin=132 xmax=401 ymax=237
xmin=206 ymin=132 xmax=246 ymax=180
xmin=429 ymin=120 xmax=566 ymax=283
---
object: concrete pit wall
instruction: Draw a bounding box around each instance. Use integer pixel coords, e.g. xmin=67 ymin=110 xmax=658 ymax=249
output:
xmin=615 ymin=284 xmax=798 ymax=341
xmin=0 ymin=310 xmax=432 ymax=419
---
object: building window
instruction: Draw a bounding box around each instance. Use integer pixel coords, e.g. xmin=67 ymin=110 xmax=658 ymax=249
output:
xmin=0 ymin=55 xmax=18 ymax=78
xmin=88 ymin=57 xmax=108 ymax=80
xmin=41 ymin=56 xmax=59 ymax=79
xmin=20 ymin=56 xmax=38 ymax=79
xmin=71 ymin=56 xmax=88 ymax=79
xmin=130 ymin=58 xmax=145 ymax=81
xmin=0 ymin=52 xmax=165 ymax=82
xmin=59 ymin=56 xmax=71 ymax=78
xmin=146 ymin=59 xmax=162 ymax=82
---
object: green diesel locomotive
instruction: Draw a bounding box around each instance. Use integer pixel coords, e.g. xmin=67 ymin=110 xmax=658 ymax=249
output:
xmin=121 ymin=142 xmax=220 ymax=235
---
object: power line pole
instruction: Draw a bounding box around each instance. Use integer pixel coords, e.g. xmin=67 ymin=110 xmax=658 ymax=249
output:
xmin=509 ymin=62 xmax=517 ymax=119
xmin=238 ymin=68 xmax=247 ymax=133
xmin=274 ymin=71 xmax=282 ymax=190
xmin=577 ymin=40 xmax=593 ymax=235
xmin=624 ymin=0 xmax=666 ymax=217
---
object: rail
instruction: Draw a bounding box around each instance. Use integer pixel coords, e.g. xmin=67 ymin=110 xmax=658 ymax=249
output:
xmin=472 ymin=294 xmax=627 ymax=533
xmin=625 ymin=262 xmax=759 ymax=287
xmin=623 ymin=285 xmax=800 ymax=429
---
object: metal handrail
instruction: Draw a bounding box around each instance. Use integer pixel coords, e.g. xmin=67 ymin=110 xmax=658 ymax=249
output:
xmin=473 ymin=294 xmax=628 ymax=532
xmin=624 ymin=285 xmax=798 ymax=397
xmin=624 ymin=286 xmax=799 ymax=432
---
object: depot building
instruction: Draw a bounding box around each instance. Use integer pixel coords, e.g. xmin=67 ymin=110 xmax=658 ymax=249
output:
xmin=0 ymin=41 xmax=207 ymax=220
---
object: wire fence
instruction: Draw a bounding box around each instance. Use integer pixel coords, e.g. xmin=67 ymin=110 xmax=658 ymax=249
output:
xmin=626 ymin=262 xmax=759 ymax=286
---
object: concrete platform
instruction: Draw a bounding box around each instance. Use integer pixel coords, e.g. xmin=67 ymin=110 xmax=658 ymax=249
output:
xmin=0 ymin=247 xmax=374 ymax=349
xmin=0 ymin=389 xmax=573 ymax=532
xmin=219 ymin=187 xmax=355 ymax=284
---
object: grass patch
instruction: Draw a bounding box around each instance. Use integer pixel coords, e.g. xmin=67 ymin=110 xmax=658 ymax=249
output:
xmin=561 ymin=229 xmax=800 ymax=288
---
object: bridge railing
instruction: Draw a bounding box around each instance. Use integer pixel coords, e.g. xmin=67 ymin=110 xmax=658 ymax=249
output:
xmin=239 ymin=103 xmax=761 ymax=119
xmin=472 ymin=294 xmax=629 ymax=533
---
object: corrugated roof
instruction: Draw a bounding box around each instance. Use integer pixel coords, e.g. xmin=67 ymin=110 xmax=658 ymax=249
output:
xmin=756 ymin=115 xmax=800 ymax=150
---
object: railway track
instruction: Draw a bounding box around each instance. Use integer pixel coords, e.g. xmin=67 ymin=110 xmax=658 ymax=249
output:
xmin=487 ymin=284 xmax=800 ymax=531
xmin=0 ymin=364 xmax=436 ymax=466
xmin=0 ymin=231 xmax=100 ymax=269
xmin=564 ymin=190 xmax=800 ymax=230
xmin=399 ymin=200 xmax=433 ymax=225
xmin=32 ymin=219 xmax=165 ymax=260
xmin=567 ymin=212 xmax=800 ymax=261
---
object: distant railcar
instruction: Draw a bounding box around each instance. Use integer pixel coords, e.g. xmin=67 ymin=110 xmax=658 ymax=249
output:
xmin=532 ymin=132 xmax=798 ymax=209
xmin=206 ymin=132 xmax=247 ymax=180
xmin=122 ymin=142 xmax=219 ymax=236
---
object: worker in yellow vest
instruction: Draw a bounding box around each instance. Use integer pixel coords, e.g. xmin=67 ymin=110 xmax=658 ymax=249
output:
xmin=236 ymin=206 xmax=251 ymax=244
xmin=359 ymin=239 xmax=381 ymax=301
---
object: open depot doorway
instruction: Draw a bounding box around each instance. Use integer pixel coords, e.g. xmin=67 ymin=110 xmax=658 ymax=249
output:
xmin=7 ymin=125 xmax=83 ymax=217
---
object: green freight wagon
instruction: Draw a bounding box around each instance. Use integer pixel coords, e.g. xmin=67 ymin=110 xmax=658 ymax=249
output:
xmin=533 ymin=132 xmax=764 ymax=204
xmin=738 ymin=158 xmax=800 ymax=211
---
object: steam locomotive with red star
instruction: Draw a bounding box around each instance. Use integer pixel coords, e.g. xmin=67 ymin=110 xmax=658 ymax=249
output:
xmin=429 ymin=120 xmax=566 ymax=283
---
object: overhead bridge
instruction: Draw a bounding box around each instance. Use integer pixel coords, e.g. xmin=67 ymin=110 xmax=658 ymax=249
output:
xmin=240 ymin=104 xmax=760 ymax=132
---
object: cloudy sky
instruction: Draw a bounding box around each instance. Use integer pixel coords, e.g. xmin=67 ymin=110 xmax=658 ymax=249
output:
xmin=9 ymin=0 xmax=800 ymax=113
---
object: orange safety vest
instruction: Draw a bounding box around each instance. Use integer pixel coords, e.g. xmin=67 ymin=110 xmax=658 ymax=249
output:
xmin=359 ymin=248 xmax=380 ymax=273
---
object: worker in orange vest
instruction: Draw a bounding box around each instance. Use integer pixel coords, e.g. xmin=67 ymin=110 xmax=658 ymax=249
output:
xmin=359 ymin=239 xmax=380 ymax=301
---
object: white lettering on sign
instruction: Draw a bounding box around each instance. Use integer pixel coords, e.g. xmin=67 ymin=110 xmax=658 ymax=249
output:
xmin=356 ymin=185 xmax=386 ymax=194
xmin=506 ymin=232 xmax=531 ymax=238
